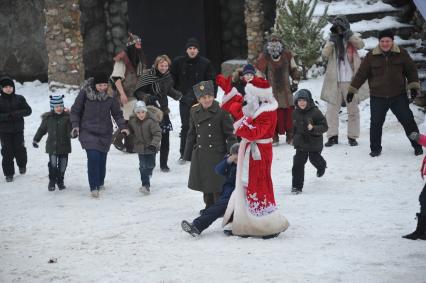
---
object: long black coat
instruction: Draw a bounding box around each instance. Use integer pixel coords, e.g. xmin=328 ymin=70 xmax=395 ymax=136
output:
xmin=184 ymin=101 xmax=237 ymax=193
xmin=34 ymin=111 xmax=72 ymax=154
xmin=170 ymin=54 xmax=216 ymax=106
xmin=292 ymin=99 xmax=328 ymax=152
xmin=0 ymin=90 xmax=32 ymax=133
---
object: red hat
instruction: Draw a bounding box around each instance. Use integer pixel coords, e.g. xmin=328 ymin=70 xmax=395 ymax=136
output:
xmin=245 ymin=77 xmax=273 ymax=99
xmin=216 ymin=74 xmax=233 ymax=94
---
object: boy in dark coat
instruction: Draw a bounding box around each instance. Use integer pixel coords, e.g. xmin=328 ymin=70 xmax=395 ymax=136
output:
xmin=0 ymin=76 xmax=32 ymax=182
xmin=181 ymin=143 xmax=239 ymax=236
xmin=291 ymin=89 xmax=328 ymax=194
xmin=128 ymin=101 xmax=162 ymax=194
xmin=33 ymin=95 xmax=72 ymax=191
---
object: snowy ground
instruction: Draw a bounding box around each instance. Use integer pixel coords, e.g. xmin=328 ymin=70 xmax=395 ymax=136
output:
xmin=1 ymin=78 xmax=426 ymax=283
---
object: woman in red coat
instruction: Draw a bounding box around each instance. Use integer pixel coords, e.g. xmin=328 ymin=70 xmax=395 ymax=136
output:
xmin=222 ymin=77 xmax=289 ymax=237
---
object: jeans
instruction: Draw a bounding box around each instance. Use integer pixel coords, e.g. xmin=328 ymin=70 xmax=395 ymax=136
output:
xmin=292 ymin=150 xmax=326 ymax=189
xmin=0 ymin=132 xmax=27 ymax=177
xmin=48 ymin=154 xmax=68 ymax=183
xmin=370 ymin=94 xmax=420 ymax=152
xmin=86 ymin=149 xmax=107 ymax=190
xmin=139 ymin=153 xmax=156 ymax=187
xmin=193 ymin=191 xmax=232 ymax=233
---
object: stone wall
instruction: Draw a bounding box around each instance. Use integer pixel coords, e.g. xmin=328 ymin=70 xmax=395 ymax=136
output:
xmin=245 ymin=0 xmax=265 ymax=63
xmin=45 ymin=0 xmax=84 ymax=87
xmin=0 ymin=1 xmax=48 ymax=82
xmin=105 ymin=0 xmax=129 ymax=58
xmin=220 ymin=0 xmax=247 ymax=60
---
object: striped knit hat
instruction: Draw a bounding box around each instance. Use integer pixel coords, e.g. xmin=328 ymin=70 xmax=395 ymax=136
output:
xmin=50 ymin=95 xmax=64 ymax=110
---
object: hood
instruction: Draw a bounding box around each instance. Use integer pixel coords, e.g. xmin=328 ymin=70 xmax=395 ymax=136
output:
xmin=0 ymin=76 xmax=16 ymax=96
xmin=294 ymin=89 xmax=315 ymax=110
xmin=331 ymin=15 xmax=350 ymax=32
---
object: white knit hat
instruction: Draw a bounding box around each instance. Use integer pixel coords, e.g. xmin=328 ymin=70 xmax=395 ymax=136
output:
xmin=134 ymin=100 xmax=147 ymax=113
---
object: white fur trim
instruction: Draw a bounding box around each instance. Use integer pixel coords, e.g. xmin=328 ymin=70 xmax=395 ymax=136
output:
xmin=222 ymin=138 xmax=290 ymax=236
xmin=245 ymin=83 xmax=273 ymax=99
xmin=221 ymin=87 xmax=241 ymax=105
xmin=252 ymin=97 xmax=278 ymax=119
xmin=233 ymin=117 xmax=245 ymax=132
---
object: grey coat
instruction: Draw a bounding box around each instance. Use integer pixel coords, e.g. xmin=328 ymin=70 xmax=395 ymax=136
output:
xmin=128 ymin=106 xmax=163 ymax=154
xmin=70 ymin=78 xmax=126 ymax=152
xmin=184 ymin=101 xmax=237 ymax=193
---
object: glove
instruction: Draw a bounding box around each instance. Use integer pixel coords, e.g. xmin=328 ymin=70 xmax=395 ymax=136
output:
xmin=121 ymin=129 xmax=130 ymax=136
xmin=346 ymin=92 xmax=354 ymax=103
xmin=410 ymin=89 xmax=419 ymax=101
xmin=32 ymin=141 xmax=39 ymax=148
xmin=290 ymin=82 xmax=298 ymax=93
xmin=147 ymin=145 xmax=157 ymax=152
xmin=71 ymin=127 xmax=79 ymax=139
xmin=408 ymin=132 xmax=420 ymax=142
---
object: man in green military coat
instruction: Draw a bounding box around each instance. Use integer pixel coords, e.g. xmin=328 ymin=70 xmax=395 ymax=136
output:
xmin=184 ymin=80 xmax=237 ymax=210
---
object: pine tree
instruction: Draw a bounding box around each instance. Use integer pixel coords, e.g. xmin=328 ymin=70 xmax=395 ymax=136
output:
xmin=273 ymin=0 xmax=328 ymax=78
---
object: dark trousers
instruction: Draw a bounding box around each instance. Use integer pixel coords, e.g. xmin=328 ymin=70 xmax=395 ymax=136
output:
xmin=370 ymin=94 xmax=420 ymax=152
xmin=0 ymin=132 xmax=27 ymax=177
xmin=292 ymin=150 xmax=326 ymax=189
xmin=86 ymin=149 xmax=107 ymax=190
xmin=203 ymin=192 xmax=221 ymax=208
xmin=193 ymin=192 xmax=231 ymax=233
xmin=179 ymin=102 xmax=192 ymax=157
xmin=48 ymin=154 xmax=68 ymax=183
xmin=160 ymin=132 xmax=169 ymax=168
xmin=420 ymin=183 xmax=426 ymax=216
xmin=138 ymin=153 xmax=156 ymax=187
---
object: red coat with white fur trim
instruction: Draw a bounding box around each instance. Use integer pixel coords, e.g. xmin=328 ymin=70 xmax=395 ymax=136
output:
xmin=234 ymin=100 xmax=278 ymax=215
xmin=221 ymin=88 xmax=243 ymax=121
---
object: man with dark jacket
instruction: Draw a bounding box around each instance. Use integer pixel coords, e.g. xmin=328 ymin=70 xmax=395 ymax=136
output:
xmin=0 ymin=76 xmax=32 ymax=182
xmin=348 ymin=29 xmax=422 ymax=157
xmin=171 ymin=38 xmax=216 ymax=163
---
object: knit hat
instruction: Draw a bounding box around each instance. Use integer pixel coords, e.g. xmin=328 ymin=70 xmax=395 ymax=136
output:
xmin=193 ymin=80 xmax=214 ymax=98
xmin=93 ymin=72 xmax=110 ymax=85
xmin=134 ymin=100 xmax=147 ymax=113
xmin=242 ymin=64 xmax=256 ymax=76
xmin=0 ymin=76 xmax=14 ymax=88
xmin=185 ymin=37 xmax=200 ymax=49
xmin=50 ymin=95 xmax=64 ymax=110
xmin=378 ymin=29 xmax=394 ymax=40
xmin=230 ymin=143 xmax=240 ymax=155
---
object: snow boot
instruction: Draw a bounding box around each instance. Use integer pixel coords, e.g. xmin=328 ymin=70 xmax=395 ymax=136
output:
xmin=19 ymin=167 xmax=26 ymax=175
xmin=348 ymin=138 xmax=358 ymax=146
xmin=291 ymin=187 xmax=302 ymax=194
xmin=325 ymin=136 xmax=338 ymax=147
xmin=317 ymin=166 xmax=326 ymax=177
xmin=181 ymin=220 xmax=200 ymax=237
xmin=402 ymin=213 xmax=426 ymax=240
xmin=139 ymin=185 xmax=150 ymax=194
xmin=160 ymin=166 xmax=170 ymax=172
xmin=369 ymin=149 xmax=382 ymax=157
xmin=91 ymin=189 xmax=99 ymax=198
xmin=414 ymin=147 xmax=423 ymax=156
xmin=57 ymin=173 xmax=66 ymax=190
xmin=98 ymin=185 xmax=105 ymax=191
xmin=48 ymin=180 xmax=56 ymax=191
xmin=5 ymin=175 xmax=13 ymax=182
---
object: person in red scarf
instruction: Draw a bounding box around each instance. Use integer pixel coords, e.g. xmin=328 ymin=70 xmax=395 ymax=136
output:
xmin=216 ymin=74 xmax=243 ymax=121
xmin=222 ymin=77 xmax=289 ymax=238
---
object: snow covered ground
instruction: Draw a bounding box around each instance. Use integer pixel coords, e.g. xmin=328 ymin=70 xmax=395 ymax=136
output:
xmin=1 ymin=78 xmax=426 ymax=283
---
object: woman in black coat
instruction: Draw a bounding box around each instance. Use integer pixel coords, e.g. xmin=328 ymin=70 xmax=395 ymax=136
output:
xmin=134 ymin=55 xmax=182 ymax=172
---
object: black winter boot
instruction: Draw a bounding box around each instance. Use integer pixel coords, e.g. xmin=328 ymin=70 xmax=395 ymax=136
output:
xmin=181 ymin=220 xmax=200 ymax=237
xmin=402 ymin=213 xmax=426 ymax=240
xmin=325 ymin=136 xmax=338 ymax=147
xmin=348 ymin=138 xmax=358 ymax=146
xmin=57 ymin=174 xmax=66 ymax=190
xmin=48 ymin=163 xmax=57 ymax=191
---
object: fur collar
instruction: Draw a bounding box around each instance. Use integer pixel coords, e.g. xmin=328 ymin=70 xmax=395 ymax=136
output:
xmin=372 ymin=44 xmax=400 ymax=55
xmin=83 ymin=78 xmax=111 ymax=101
xmin=221 ymin=87 xmax=241 ymax=105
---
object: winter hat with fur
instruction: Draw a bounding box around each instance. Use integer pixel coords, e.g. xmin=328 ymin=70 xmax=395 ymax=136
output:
xmin=294 ymin=89 xmax=312 ymax=104
xmin=134 ymin=100 xmax=147 ymax=113
xmin=242 ymin=64 xmax=256 ymax=76
xmin=50 ymin=95 xmax=64 ymax=110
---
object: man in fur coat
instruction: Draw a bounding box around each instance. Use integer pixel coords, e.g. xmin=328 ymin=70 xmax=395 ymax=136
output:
xmin=321 ymin=16 xmax=369 ymax=147
xmin=256 ymin=34 xmax=301 ymax=146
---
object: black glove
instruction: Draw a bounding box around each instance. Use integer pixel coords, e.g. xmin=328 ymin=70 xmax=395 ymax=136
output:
xmin=410 ymin=89 xmax=419 ymax=101
xmin=147 ymin=145 xmax=157 ymax=152
xmin=346 ymin=92 xmax=354 ymax=103
xmin=70 ymin=127 xmax=79 ymax=139
xmin=32 ymin=141 xmax=39 ymax=148
xmin=290 ymin=83 xmax=298 ymax=93
xmin=408 ymin=132 xmax=420 ymax=142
